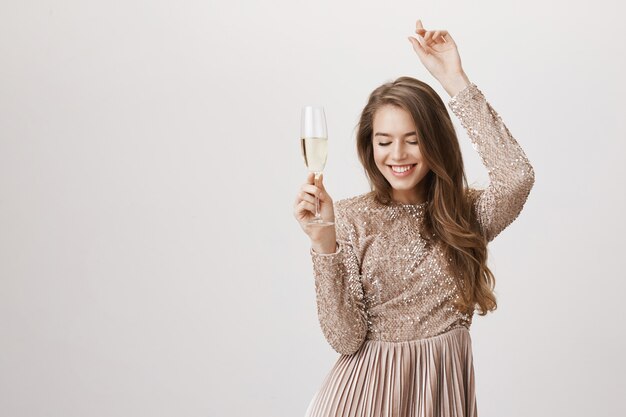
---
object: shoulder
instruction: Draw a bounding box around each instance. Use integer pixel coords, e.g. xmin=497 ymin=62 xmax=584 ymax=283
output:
xmin=334 ymin=191 xmax=375 ymax=217
xmin=465 ymin=186 xmax=484 ymax=205
xmin=331 ymin=191 xmax=375 ymax=233
xmin=331 ymin=192 xmax=373 ymax=241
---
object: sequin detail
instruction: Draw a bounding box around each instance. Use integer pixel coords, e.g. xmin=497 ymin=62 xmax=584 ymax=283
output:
xmin=449 ymin=83 xmax=536 ymax=242
xmin=309 ymin=83 xmax=535 ymax=355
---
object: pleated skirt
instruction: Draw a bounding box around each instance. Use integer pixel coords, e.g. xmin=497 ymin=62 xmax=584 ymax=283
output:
xmin=304 ymin=327 xmax=477 ymax=417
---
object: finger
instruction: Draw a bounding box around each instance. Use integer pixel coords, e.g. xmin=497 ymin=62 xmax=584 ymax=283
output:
xmin=432 ymin=30 xmax=448 ymax=44
xmin=306 ymin=172 xmax=315 ymax=185
xmin=408 ymin=35 xmax=427 ymax=57
xmin=317 ymin=185 xmax=328 ymax=202
xmin=303 ymin=200 xmax=315 ymax=212
xmin=297 ymin=200 xmax=316 ymax=216
xmin=299 ymin=190 xmax=317 ymax=205
xmin=312 ymin=173 xmax=321 ymax=188
xmin=313 ymin=174 xmax=324 ymax=190
xmin=415 ymin=19 xmax=424 ymax=31
xmin=418 ymin=31 xmax=433 ymax=48
xmin=318 ymin=173 xmax=326 ymax=190
xmin=443 ymin=32 xmax=455 ymax=45
xmin=301 ymin=184 xmax=321 ymax=199
xmin=428 ymin=34 xmax=439 ymax=48
xmin=428 ymin=30 xmax=440 ymax=46
xmin=408 ymin=36 xmax=419 ymax=50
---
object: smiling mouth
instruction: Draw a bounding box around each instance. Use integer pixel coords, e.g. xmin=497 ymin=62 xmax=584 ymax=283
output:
xmin=388 ymin=164 xmax=417 ymax=176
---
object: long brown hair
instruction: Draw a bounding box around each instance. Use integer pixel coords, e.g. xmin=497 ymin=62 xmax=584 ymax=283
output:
xmin=355 ymin=76 xmax=497 ymax=316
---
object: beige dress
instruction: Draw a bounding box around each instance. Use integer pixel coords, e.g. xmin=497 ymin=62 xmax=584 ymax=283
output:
xmin=304 ymin=83 xmax=535 ymax=417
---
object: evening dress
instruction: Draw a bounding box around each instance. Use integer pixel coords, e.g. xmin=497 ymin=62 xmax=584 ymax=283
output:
xmin=304 ymin=83 xmax=535 ymax=417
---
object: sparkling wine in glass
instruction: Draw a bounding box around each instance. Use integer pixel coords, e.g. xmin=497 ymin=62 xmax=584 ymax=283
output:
xmin=301 ymin=106 xmax=334 ymax=226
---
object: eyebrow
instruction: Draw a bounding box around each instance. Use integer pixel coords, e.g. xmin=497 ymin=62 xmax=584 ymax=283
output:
xmin=374 ymin=131 xmax=417 ymax=138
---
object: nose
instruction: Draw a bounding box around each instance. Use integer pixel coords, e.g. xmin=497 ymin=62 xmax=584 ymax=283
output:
xmin=391 ymin=140 xmax=407 ymax=161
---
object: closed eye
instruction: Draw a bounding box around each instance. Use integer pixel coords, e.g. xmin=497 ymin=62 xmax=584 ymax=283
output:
xmin=378 ymin=141 xmax=419 ymax=146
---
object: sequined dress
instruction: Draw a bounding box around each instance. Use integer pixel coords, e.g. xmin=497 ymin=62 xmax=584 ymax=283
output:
xmin=303 ymin=83 xmax=535 ymax=417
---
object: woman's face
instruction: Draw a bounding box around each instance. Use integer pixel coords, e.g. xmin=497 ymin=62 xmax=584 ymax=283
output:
xmin=372 ymin=104 xmax=431 ymax=204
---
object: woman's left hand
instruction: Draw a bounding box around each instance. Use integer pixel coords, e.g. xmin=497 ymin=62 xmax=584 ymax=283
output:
xmin=408 ymin=19 xmax=464 ymax=81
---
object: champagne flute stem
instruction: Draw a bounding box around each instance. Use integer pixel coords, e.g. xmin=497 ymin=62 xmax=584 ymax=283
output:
xmin=314 ymin=171 xmax=321 ymax=219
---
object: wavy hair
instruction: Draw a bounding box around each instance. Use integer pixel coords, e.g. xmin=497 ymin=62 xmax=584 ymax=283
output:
xmin=355 ymin=76 xmax=497 ymax=316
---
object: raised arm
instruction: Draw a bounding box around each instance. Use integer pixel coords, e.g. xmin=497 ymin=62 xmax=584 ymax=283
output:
xmin=309 ymin=201 xmax=368 ymax=355
xmin=448 ymin=82 xmax=536 ymax=242
xmin=408 ymin=20 xmax=535 ymax=242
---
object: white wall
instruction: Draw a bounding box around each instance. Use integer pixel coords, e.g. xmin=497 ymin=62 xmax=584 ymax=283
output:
xmin=1 ymin=1 xmax=624 ymax=416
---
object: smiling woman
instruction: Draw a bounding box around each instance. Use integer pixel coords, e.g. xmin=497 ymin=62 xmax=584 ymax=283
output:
xmin=293 ymin=19 xmax=535 ymax=417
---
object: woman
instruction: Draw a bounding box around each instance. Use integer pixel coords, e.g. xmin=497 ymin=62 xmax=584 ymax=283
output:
xmin=293 ymin=19 xmax=535 ymax=417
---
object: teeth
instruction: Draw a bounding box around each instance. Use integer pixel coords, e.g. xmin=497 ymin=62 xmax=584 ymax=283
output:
xmin=391 ymin=164 xmax=414 ymax=173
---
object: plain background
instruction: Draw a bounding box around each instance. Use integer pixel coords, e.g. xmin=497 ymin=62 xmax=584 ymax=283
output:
xmin=1 ymin=0 xmax=625 ymax=416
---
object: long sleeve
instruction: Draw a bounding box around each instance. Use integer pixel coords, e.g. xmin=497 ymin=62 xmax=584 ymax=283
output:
xmin=448 ymin=83 xmax=536 ymax=243
xmin=309 ymin=201 xmax=368 ymax=355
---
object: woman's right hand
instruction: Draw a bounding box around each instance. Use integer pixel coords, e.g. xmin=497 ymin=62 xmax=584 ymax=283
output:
xmin=293 ymin=172 xmax=337 ymax=253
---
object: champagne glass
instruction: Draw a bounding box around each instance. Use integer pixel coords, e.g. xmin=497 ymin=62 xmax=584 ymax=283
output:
xmin=300 ymin=106 xmax=334 ymax=226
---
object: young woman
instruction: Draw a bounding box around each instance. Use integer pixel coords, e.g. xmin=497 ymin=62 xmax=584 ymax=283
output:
xmin=293 ymin=19 xmax=535 ymax=417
